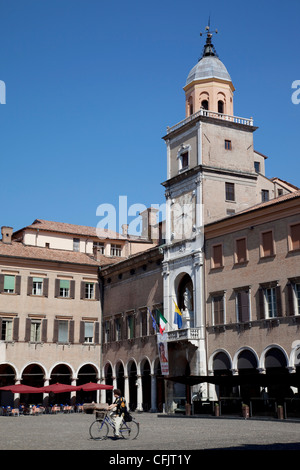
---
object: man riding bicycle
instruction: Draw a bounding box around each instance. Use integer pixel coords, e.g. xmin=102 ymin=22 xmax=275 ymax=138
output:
xmin=108 ymin=389 xmax=126 ymax=439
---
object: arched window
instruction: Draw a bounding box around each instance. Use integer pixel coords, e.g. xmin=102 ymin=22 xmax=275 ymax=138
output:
xmin=201 ymin=99 xmax=209 ymax=110
xmin=188 ymin=97 xmax=193 ymax=116
xmin=218 ymin=100 xmax=224 ymax=113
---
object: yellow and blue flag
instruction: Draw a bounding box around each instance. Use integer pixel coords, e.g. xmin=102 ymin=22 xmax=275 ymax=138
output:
xmin=173 ymin=300 xmax=182 ymax=329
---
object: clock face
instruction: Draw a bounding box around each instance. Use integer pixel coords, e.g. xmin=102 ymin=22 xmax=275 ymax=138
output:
xmin=171 ymin=191 xmax=195 ymax=241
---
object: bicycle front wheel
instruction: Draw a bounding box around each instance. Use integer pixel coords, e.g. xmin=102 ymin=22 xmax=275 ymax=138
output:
xmin=89 ymin=420 xmax=109 ymax=440
xmin=120 ymin=420 xmax=139 ymax=440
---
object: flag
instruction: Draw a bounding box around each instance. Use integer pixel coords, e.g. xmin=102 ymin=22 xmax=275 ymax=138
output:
xmin=157 ymin=309 xmax=167 ymax=334
xmin=147 ymin=307 xmax=158 ymax=332
xmin=173 ymin=300 xmax=182 ymax=329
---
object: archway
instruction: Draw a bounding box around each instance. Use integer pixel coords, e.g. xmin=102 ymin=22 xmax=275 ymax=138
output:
xmin=49 ymin=364 xmax=73 ymax=406
xmin=237 ymin=349 xmax=260 ymax=404
xmin=141 ymin=359 xmax=151 ymax=411
xmin=213 ymin=351 xmax=233 ymax=411
xmin=21 ymin=364 xmax=45 ymax=408
xmin=265 ymin=347 xmax=290 ymax=403
xmin=154 ymin=358 xmax=164 ymax=412
xmin=0 ymin=364 xmax=16 ymax=407
xmin=77 ymin=364 xmax=98 ymax=403
xmin=128 ymin=361 xmax=137 ymax=411
xmin=116 ymin=362 xmax=125 ymax=395
xmin=104 ymin=363 xmax=113 ymax=404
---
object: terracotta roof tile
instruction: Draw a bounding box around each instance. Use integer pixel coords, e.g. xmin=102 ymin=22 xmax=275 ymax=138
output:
xmin=14 ymin=219 xmax=126 ymax=241
xmin=0 ymin=241 xmax=120 ymax=267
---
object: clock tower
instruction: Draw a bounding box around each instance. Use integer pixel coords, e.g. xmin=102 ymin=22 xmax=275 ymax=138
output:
xmin=160 ymin=27 xmax=258 ymax=402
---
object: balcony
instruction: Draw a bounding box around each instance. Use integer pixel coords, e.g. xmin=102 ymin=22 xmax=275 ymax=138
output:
xmin=166 ymin=109 xmax=254 ymax=135
xmin=166 ymin=327 xmax=202 ymax=342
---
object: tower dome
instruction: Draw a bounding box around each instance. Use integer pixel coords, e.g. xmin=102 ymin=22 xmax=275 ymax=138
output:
xmin=186 ymin=55 xmax=232 ymax=86
xmin=184 ymin=28 xmax=235 ymax=117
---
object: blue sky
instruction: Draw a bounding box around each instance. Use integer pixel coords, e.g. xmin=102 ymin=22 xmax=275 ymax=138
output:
xmin=0 ymin=0 xmax=299 ymax=233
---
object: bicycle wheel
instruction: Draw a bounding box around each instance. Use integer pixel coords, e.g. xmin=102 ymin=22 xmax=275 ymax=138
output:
xmin=120 ymin=420 xmax=139 ymax=440
xmin=89 ymin=420 xmax=109 ymax=440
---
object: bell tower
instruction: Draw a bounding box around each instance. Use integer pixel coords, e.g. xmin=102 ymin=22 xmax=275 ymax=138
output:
xmin=184 ymin=26 xmax=235 ymax=117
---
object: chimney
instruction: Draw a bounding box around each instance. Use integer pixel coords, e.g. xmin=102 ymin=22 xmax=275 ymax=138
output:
xmin=1 ymin=226 xmax=13 ymax=244
xmin=122 ymin=224 xmax=129 ymax=237
xmin=140 ymin=208 xmax=159 ymax=241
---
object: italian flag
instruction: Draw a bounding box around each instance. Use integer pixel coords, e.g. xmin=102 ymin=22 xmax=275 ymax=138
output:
xmin=158 ymin=310 xmax=167 ymax=334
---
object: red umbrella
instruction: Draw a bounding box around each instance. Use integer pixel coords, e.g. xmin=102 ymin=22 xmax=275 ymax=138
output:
xmin=78 ymin=382 xmax=113 ymax=391
xmin=40 ymin=383 xmax=79 ymax=393
xmin=0 ymin=384 xmax=42 ymax=393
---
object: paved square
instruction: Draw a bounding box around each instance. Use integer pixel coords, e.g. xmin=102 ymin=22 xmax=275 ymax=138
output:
xmin=0 ymin=412 xmax=299 ymax=451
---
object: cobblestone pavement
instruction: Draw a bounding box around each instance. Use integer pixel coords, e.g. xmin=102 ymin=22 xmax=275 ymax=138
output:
xmin=0 ymin=412 xmax=300 ymax=452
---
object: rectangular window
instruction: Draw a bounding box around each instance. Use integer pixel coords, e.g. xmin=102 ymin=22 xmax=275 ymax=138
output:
xmin=236 ymin=290 xmax=250 ymax=322
xmin=60 ymin=280 xmax=70 ymax=298
xmin=58 ymin=320 xmax=69 ymax=342
xmin=295 ymin=284 xmax=300 ymax=315
xmin=254 ymin=161 xmax=260 ymax=172
xmin=73 ymin=238 xmax=80 ymax=252
xmin=140 ymin=310 xmax=148 ymax=336
xmin=265 ymin=287 xmax=277 ymax=318
xmin=235 ymin=238 xmax=247 ymax=264
xmin=262 ymin=190 xmax=269 ymax=202
xmin=1 ymin=318 xmax=13 ymax=341
xmin=127 ymin=314 xmax=135 ymax=339
xmin=93 ymin=242 xmax=105 ymax=254
xmin=212 ymin=244 xmax=223 ymax=269
xmin=225 ymin=182 xmax=235 ymax=201
xmin=181 ymin=152 xmax=189 ymax=169
xmin=111 ymin=244 xmax=122 ymax=257
xmin=225 ymin=140 xmax=232 ymax=150
xmin=32 ymin=277 xmax=43 ymax=296
xmin=84 ymin=322 xmax=94 ymax=343
xmin=30 ymin=320 xmax=41 ymax=342
xmin=115 ymin=317 xmax=122 ymax=341
xmin=290 ymin=223 xmax=300 ymax=251
xmin=261 ymin=231 xmax=274 ymax=257
xmin=104 ymin=321 xmax=111 ymax=343
xmin=4 ymin=275 xmax=15 ymax=293
xmin=85 ymin=282 xmax=95 ymax=299
xmin=212 ymin=295 xmax=225 ymax=325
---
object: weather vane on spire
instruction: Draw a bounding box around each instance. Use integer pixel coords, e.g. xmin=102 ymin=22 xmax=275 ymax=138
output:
xmin=199 ymin=18 xmax=218 ymax=58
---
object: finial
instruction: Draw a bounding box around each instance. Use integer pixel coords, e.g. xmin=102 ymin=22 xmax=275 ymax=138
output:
xmin=199 ymin=21 xmax=218 ymax=58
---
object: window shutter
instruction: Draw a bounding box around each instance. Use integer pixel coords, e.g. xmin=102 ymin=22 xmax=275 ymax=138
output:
xmin=80 ymin=282 xmax=85 ymax=300
xmin=291 ymin=224 xmax=300 ymax=250
xmin=54 ymin=279 xmax=60 ymax=298
xmin=212 ymin=245 xmax=223 ymax=268
xmin=79 ymin=321 xmax=85 ymax=343
xmin=69 ymin=320 xmax=74 ymax=343
xmin=43 ymin=278 xmax=49 ymax=297
xmin=237 ymin=291 xmax=249 ymax=322
xmin=95 ymin=282 xmax=100 ymax=301
xmin=287 ymin=283 xmax=294 ymax=316
xmin=27 ymin=277 xmax=33 ymax=295
xmin=70 ymin=281 xmax=75 ymax=299
xmin=258 ymin=288 xmax=265 ymax=319
xmin=53 ymin=319 xmax=58 ymax=342
xmin=236 ymin=238 xmax=247 ymax=263
xmin=94 ymin=322 xmax=99 ymax=344
xmin=15 ymin=276 xmax=21 ymax=295
xmin=25 ymin=318 xmax=31 ymax=341
xmin=262 ymin=231 xmax=273 ymax=256
xmin=276 ymin=286 xmax=282 ymax=317
xmin=0 ymin=274 xmax=4 ymax=293
xmin=13 ymin=317 xmax=19 ymax=341
xmin=42 ymin=319 xmax=47 ymax=342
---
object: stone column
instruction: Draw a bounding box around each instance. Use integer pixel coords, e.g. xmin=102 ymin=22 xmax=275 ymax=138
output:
xmin=136 ymin=375 xmax=143 ymax=411
xmin=150 ymin=374 xmax=157 ymax=412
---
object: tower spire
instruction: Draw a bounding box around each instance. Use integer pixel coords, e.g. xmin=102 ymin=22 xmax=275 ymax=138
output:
xmin=200 ymin=22 xmax=218 ymax=58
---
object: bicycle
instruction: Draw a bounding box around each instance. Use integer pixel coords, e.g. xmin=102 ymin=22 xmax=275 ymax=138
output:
xmin=89 ymin=410 xmax=139 ymax=440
